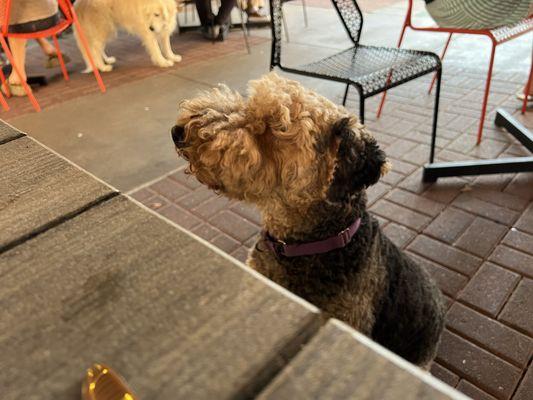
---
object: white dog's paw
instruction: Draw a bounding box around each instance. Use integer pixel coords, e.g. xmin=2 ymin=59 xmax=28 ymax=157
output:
xmin=81 ymin=67 xmax=93 ymax=74
xmin=154 ymin=58 xmax=174 ymax=68
xmin=169 ymin=54 xmax=182 ymax=63
xmin=99 ymin=64 xmax=113 ymax=72
xmin=105 ymin=56 xmax=117 ymax=64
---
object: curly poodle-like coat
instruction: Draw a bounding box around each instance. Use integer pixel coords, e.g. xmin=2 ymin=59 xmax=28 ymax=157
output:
xmin=171 ymin=73 xmax=445 ymax=366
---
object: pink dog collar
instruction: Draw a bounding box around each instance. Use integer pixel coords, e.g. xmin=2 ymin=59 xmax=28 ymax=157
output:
xmin=263 ymin=218 xmax=362 ymax=257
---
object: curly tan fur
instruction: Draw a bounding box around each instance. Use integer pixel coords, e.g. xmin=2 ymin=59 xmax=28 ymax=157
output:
xmin=172 ymin=73 xmax=444 ymax=366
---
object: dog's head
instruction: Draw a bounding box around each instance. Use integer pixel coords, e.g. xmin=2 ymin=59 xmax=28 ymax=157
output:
xmin=145 ymin=0 xmax=177 ymax=33
xmin=171 ymin=73 xmax=390 ymax=209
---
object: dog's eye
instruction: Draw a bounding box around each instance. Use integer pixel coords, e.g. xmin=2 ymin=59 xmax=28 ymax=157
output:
xmin=154 ymin=13 xmax=160 ymax=17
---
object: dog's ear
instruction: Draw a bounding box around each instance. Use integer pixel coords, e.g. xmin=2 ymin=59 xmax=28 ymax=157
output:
xmin=327 ymin=117 xmax=390 ymax=201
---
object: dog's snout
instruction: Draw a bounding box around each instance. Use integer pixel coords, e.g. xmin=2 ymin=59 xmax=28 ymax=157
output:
xmin=171 ymin=125 xmax=185 ymax=147
xmin=149 ymin=26 xmax=155 ymax=32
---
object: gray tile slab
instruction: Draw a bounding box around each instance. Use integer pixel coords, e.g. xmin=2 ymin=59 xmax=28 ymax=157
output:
xmin=259 ymin=320 xmax=467 ymax=400
xmin=0 ymin=195 xmax=320 ymax=400
xmin=8 ymin=73 xmax=197 ymax=191
xmin=0 ymin=120 xmax=24 ymax=144
xmin=0 ymin=136 xmax=116 ymax=251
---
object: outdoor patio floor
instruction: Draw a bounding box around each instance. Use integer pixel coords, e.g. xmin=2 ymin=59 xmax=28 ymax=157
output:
xmin=4 ymin=1 xmax=532 ymax=399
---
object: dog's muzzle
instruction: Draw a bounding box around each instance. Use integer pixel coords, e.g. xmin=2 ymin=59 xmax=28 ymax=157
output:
xmin=171 ymin=125 xmax=185 ymax=148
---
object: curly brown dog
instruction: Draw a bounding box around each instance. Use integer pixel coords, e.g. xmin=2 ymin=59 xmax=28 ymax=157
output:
xmin=171 ymin=73 xmax=445 ymax=366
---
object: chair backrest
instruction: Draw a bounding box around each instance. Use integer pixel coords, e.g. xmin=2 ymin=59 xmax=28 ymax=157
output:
xmin=270 ymin=0 xmax=363 ymax=67
xmin=0 ymin=0 xmax=13 ymax=35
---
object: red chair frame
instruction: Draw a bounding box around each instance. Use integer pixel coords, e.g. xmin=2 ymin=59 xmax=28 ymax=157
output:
xmin=377 ymin=0 xmax=533 ymax=144
xmin=0 ymin=0 xmax=105 ymax=112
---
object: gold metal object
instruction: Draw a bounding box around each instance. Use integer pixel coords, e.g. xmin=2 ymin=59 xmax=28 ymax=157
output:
xmin=82 ymin=363 xmax=138 ymax=400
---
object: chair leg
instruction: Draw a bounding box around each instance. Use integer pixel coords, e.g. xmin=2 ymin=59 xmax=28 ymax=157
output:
xmin=238 ymin=5 xmax=251 ymax=53
xmin=428 ymin=33 xmax=452 ymax=94
xmin=476 ymin=41 xmax=496 ymax=144
xmin=70 ymin=17 xmax=106 ymax=93
xmin=377 ymin=23 xmax=408 ymax=118
xmin=0 ymin=35 xmax=41 ymax=112
xmin=0 ymin=68 xmax=10 ymax=111
xmin=282 ymin=13 xmax=290 ymax=42
xmin=52 ymin=34 xmax=69 ymax=81
xmin=359 ymin=94 xmax=365 ymax=124
xmin=522 ymin=49 xmax=533 ymax=114
xmin=301 ymin=0 xmax=309 ymax=27
xmin=342 ymin=84 xmax=350 ymax=105
xmin=429 ymin=68 xmax=442 ymax=163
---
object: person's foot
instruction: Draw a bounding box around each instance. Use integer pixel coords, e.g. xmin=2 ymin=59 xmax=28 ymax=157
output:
xmin=516 ymin=90 xmax=533 ymax=103
xmin=246 ymin=6 xmax=270 ymax=22
xmin=201 ymin=24 xmax=220 ymax=40
xmin=217 ymin=23 xmax=230 ymax=41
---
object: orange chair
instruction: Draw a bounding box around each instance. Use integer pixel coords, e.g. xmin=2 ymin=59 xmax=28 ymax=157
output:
xmin=377 ymin=0 xmax=533 ymax=144
xmin=0 ymin=0 xmax=105 ymax=112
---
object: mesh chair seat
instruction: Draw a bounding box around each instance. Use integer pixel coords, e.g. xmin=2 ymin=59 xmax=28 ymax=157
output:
xmin=294 ymin=45 xmax=440 ymax=97
xmin=490 ymin=17 xmax=533 ymax=43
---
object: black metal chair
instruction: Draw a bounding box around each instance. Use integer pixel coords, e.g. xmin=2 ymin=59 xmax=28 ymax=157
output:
xmin=269 ymin=0 xmax=442 ymax=159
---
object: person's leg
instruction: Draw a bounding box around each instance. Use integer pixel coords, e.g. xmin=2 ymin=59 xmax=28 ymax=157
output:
xmin=195 ymin=0 xmax=215 ymax=27
xmin=7 ymin=37 xmax=27 ymax=84
xmin=215 ymin=0 xmax=237 ymax=25
xmin=36 ymin=38 xmax=56 ymax=56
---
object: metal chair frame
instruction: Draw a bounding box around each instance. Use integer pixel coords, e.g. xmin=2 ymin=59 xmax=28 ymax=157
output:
xmin=269 ymin=0 xmax=442 ymax=161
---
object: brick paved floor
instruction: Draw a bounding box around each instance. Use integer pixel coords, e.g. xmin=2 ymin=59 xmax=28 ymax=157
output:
xmin=131 ymin=65 xmax=533 ymax=400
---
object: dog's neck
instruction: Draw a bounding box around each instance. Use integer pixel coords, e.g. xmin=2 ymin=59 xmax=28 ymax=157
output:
xmin=260 ymin=192 xmax=366 ymax=243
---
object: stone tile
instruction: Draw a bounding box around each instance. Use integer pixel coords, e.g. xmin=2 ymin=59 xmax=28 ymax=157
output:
xmin=230 ymin=203 xmax=262 ymax=226
xmin=191 ymin=223 xmax=220 ymax=241
xmin=388 ymin=157 xmax=417 ymax=175
xmin=446 ymin=303 xmax=532 ymax=368
xmin=423 ymin=177 xmax=468 ymax=204
xmin=436 ymin=330 xmax=522 ymax=400
xmin=231 ymin=246 xmax=250 ymax=263
xmin=408 ymin=252 xmax=468 ymax=297
xmin=455 ymin=218 xmax=508 ymax=258
xmin=210 ymin=211 xmax=260 ymax=243
xmin=408 ymin=235 xmax=482 ymax=276
xmin=150 ymin=177 xmax=190 ymax=201
xmin=381 ymin=170 xmax=404 ymax=186
xmin=192 ymin=196 xmax=233 ymax=219
xmin=513 ymin=364 xmax=533 ymax=400
xmin=366 ymin=182 xmax=391 ymax=206
xmin=458 ymin=263 xmax=520 ymax=317
xmin=453 ymin=193 xmax=519 ymax=225
xmin=383 ymin=223 xmax=416 ymax=249
xmin=503 ymin=173 xmax=533 ymax=201
xmin=488 ymin=245 xmax=533 ymax=278
xmin=168 ymin=169 xmax=203 ymax=190
xmin=144 ymin=195 xmax=169 ymax=211
xmin=430 ymin=362 xmax=460 ymax=388
xmin=515 ymin=204 xmax=533 ymax=235
xmin=499 ymin=279 xmax=533 ymax=336
xmin=159 ymin=205 xmax=203 ymax=230
xmin=502 ymin=229 xmax=533 ymax=255
xmin=211 ymin=234 xmax=241 ymax=254
xmin=130 ymin=188 xmax=155 ymax=202
xmin=456 ymin=380 xmax=498 ymax=400
xmin=176 ymin=187 xmax=216 ymax=209
xmin=369 ymin=199 xmax=431 ymax=231
xmin=424 ymin=208 xmax=475 ymax=244
xmin=468 ymin=189 xmax=530 ymax=212
xmin=383 ymin=138 xmax=418 ymax=158
xmin=386 ymin=188 xmax=446 ymax=217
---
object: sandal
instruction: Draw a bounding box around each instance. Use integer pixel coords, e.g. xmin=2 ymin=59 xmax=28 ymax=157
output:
xmin=82 ymin=363 xmax=138 ymax=400
xmin=516 ymin=90 xmax=533 ymax=103
xmin=44 ymin=53 xmax=71 ymax=69
xmin=1 ymin=81 xmax=28 ymax=97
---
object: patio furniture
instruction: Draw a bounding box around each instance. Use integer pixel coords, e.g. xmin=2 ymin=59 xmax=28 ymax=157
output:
xmin=423 ymin=108 xmax=533 ymax=181
xmin=269 ymin=0 xmax=442 ymax=132
xmin=0 ymin=0 xmax=105 ymax=112
xmin=377 ymin=0 xmax=533 ymax=144
xmin=0 ymin=120 xmax=466 ymax=400
xmin=281 ymin=0 xmax=309 ymax=42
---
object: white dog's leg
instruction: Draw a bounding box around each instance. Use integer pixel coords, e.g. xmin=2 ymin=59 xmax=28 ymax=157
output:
xmin=102 ymin=50 xmax=116 ymax=65
xmin=160 ymin=32 xmax=182 ymax=63
xmin=141 ymin=31 xmax=174 ymax=68
xmin=90 ymin=40 xmax=113 ymax=72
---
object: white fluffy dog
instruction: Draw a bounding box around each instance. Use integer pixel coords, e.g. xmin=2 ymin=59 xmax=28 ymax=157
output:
xmin=74 ymin=0 xmax=182 ymax=72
